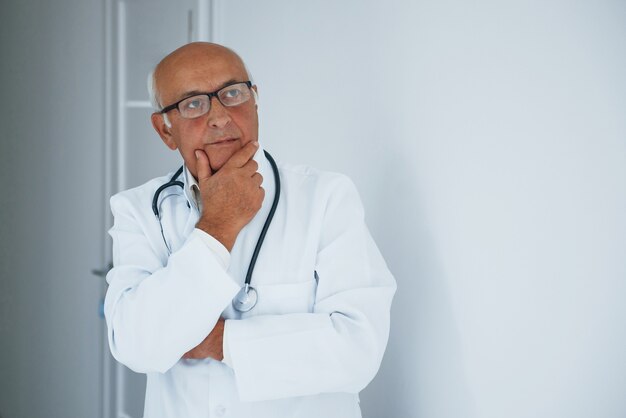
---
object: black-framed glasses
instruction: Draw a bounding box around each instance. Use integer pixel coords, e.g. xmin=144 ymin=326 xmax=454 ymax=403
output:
xmin=159 ymin=81 xmax=253 ymax=119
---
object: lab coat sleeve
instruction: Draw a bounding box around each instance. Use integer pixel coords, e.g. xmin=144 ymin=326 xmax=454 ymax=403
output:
xmin=225 ymin=175 xmax=397 ymax=402
xmin=104 ymin=193 xmax=240 ymax=374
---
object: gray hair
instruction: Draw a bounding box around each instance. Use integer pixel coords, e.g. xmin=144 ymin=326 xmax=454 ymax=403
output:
xmin=147 ymin=70 xmax=172 ymax=127
xmin=147 ymin=70 xmax=161 ymax=111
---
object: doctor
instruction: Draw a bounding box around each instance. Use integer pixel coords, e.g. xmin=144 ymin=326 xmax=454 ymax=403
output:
xmin=104 ymin=42 xmax=396 ymax=418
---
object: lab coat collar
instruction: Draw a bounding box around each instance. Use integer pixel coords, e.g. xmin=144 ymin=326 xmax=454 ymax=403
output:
xmin=181 ymin=142 xmax=273 ymax=214
xmin=182 ymin=162 xmax=201 ymax=212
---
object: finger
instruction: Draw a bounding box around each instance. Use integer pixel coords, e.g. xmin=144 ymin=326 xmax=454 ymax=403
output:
xmin=252 ymin=172 xmax=263 ymax=187
xmin=195 ymin=149 xmax=213 ymax=181
xmin=225 ymin=141 xmax=259 ymax=168
xmin=241 ymin=158 xmax=259 ymax=176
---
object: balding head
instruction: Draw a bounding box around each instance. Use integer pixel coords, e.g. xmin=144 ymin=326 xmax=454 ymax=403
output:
xmin=149 ymin=42 xmax=253 ymax=110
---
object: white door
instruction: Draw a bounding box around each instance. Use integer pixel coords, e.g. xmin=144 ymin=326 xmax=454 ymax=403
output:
xmin=102 ymin=1 xmax=214 ymax=417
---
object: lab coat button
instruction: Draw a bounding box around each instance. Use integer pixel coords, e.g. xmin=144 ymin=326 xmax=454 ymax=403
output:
xmin=214 ymin=404 xmax=227 ymax=417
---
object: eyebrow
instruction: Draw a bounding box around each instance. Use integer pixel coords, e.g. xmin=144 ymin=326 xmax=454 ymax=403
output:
xmin=175 ymin=79 xmax=240 ymax=102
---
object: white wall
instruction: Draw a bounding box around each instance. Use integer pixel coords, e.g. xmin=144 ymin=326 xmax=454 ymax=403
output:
xmin=218 ymin=1 xmax=626 ymax=417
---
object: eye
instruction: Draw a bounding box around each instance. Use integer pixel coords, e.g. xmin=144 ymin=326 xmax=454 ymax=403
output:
xmin=184 ymin=99 xmax=203 ymax=109
xmin=219 ymin=84 xmax=251 ymax=106
xmin=179 ymin=95 xmax=209 ymax=118
xmin=223 ymin=88 xmax=242 ymax=99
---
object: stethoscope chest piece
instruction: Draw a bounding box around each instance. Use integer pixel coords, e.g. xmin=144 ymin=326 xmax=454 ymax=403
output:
xmin=232 ymin=284 xmax=258 ymax=312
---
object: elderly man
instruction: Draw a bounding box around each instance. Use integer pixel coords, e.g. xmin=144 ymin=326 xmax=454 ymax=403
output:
xmin=104 ymin=42 xmax=396 ymax=418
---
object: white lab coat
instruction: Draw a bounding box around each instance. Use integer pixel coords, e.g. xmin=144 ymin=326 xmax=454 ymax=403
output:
xmin=104 ymin=146 xmax=396 ymax=418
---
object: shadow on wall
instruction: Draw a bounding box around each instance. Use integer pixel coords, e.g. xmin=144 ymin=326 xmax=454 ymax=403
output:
xmin=360 ymin=147 xmax=477 ymax=418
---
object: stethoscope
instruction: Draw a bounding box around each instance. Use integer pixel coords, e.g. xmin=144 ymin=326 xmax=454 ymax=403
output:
xmin=152 ymin=150 xmax=281 ymax=313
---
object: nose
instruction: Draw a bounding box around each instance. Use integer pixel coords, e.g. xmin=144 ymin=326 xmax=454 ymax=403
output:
xmin=206 ymin=96 xmax=231 ymax=129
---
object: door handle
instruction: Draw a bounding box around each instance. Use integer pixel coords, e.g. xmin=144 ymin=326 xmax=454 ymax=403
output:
xmin=92 ymin=262 xmax=113 ymax=278
xmin=93 ymin=262 xmax=113 ymax=319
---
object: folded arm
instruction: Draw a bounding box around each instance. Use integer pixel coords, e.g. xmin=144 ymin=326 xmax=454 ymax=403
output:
xmin=225 ymin=176 xmax=397 ymax=402
xmin=104 ymin=195 xmax=239 ymax=374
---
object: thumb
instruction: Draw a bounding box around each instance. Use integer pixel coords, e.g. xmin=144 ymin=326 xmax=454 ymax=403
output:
xmin=195 ymin=149 xmax=213 ymax=181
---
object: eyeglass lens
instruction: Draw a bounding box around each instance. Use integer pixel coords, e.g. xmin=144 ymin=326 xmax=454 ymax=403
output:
xmin=178 ymin=82 xmax=252 ymax=119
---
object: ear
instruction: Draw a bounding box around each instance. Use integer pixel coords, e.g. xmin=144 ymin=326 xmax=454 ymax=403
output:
xmin=151 ymin=112 xmax=177 ymax=150
xmin=252 ymin=85 xmax=259 ymax=106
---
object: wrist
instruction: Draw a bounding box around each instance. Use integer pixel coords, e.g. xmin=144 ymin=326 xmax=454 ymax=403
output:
xmin=196 ymin=219 xmax=236 ymax=251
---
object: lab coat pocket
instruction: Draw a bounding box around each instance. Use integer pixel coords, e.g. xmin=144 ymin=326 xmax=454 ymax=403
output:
xmin=252 ymin=278 xmax=317 ymax=315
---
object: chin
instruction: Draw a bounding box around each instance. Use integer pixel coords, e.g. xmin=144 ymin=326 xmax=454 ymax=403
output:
xmin=208 ymin=147 xmax=241 ymax=172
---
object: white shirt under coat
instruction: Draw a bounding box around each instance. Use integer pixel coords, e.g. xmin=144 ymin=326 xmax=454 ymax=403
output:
xmin=104 ymin=145 xmax=397 ymax=418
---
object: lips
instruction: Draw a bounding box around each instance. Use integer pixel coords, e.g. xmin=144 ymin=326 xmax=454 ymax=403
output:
xmin=210 ymin=137 xmax=239 ymax=146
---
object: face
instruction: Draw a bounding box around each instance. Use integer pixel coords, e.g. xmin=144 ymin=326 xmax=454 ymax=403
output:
xmin=151 ymin=44 xmax=259 ymax=177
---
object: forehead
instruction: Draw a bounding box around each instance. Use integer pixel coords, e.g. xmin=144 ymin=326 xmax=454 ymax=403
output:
xmin=156 ymin=48 xmax=248 ymax=103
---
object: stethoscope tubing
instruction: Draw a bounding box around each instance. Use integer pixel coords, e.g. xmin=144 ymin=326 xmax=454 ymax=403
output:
xmin=152 ymin=150 xmax=280 ymax=311
xmin=152 ymin=166 xmax=184 ymax=218
xmin=244 ymin=150 xmax=280 ymax=286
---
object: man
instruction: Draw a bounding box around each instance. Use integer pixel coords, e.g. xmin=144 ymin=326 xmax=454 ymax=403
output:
xmin=104 ymin=42 xmax=396 ymax=418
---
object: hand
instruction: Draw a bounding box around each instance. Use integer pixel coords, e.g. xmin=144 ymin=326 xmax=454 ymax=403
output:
xmin=195 ymin=141 xmax=265 ymax=251
xmin=183 ymin=318 xmax=225 ymax=361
